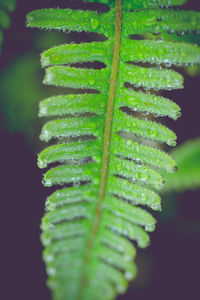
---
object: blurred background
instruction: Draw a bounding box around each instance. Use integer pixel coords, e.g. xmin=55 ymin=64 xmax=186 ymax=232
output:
xmin=0 ymin=0 xmax=200 ymax=299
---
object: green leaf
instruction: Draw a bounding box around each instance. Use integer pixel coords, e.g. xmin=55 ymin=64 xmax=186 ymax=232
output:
xmin=38 ymin=140 xmax=101 ymax=169
xmin=41 ymin=41 xmax=112 ymax=67
xmin=39 ymin=94 xmax=106 ymax=117
xmin=117 ymin=87 xmax=181 ymax=120
xmin=43 ymin=66 xmax=110 ymax=92
xmin=26 ymin=8 xmax=115 ymax=37
xmin=0 ymin=9 xmax=10 ymax=29
xmin=114 ymin=109 xmax=177 ymax=146
xmin=0 ymin=0 xmax=15 ymax=54
xmin=26 ymin=1 xmax=200 ymax=299
xmin=112 ymin=134 xmax=176 ymax=173
xmin=109 ymin=156 xmax=164 ymax=189
xmin=40 ymin=116 xmax=103 ymax=142
xmin=119 ymin=63 xmax=184 ymax=90
xmin=43 ymin=163 xmax=98 ymax=187
xmin=124 ymin=9 xmax=200 ymax=36
xmin=162 ymin=138 xmax=200 ymax=193
xmin=0 ymin=0 xmax=16 ymax=12
xmin=122 ymin=39 xmax=200 ymax=66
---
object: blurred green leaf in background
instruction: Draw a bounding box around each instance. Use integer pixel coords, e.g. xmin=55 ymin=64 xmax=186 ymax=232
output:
xmin=0 ymin=29 xmax=68 ymax=148
xmin=163 ymin=138 xmax=200 ymax=193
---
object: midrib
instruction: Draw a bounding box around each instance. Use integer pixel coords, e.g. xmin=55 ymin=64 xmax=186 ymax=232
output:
xmin=79 ymin=0 xmax=122 ymax=296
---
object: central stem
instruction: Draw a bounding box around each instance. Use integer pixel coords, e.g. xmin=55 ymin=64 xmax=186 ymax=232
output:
xmin=98 ymin=0 xmax=122 ymax=203
xmin=80 ymin=0 xmax=122 ymax=295
xmin=87 ymin=0 xmax=122 ymax=258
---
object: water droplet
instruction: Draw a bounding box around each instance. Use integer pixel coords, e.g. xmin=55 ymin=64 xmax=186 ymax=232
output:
xmin=117 ymin=285 xmax=126 ymax=293
xmin=39 ymin=106 xmax=47 ymax=117
xmin=44 ymin=255 xmax=54 ymax=263
xmin=47 ymin=268 xmax=56 ymax=276
xmin=38 ymin=158 xmax=47 ymax=169
xmin=145 ymin=224 xmax=155 ymax=232
xmin=125 ymin=272 xmax=134 ymax=280
xmin=151 ymin=202 xmax=161 ymax=211
xmin=40 ymin=129 xmax=50 ymax=142
xmin=43 ymin=179 xmax=52 ymax=187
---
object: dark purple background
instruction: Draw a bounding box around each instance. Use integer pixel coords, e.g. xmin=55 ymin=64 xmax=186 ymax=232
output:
xmin=1 ymin=1 xmax=200 ymax=299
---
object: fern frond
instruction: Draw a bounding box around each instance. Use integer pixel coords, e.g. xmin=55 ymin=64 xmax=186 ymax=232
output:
xmin=0 ymin=0 xmax=15 ymax=53
xmin=162 ymin=138 xmax=200 ymax=193
xmin=26 ymin=1 xmax=200 ymax=299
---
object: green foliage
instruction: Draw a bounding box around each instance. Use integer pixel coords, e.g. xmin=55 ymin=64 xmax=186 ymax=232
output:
xmin=163 ymin=138 xmax=200 ymax=193
xmin=0 ymin=0 xmax=16 ymax=53
xmin=0 ymin=0 xmax=16 ymax=11
xmin=0 ymin=31 xmax=68 ymax=146
xmin=26 ymin=1 xmax=200 ymax=299
xmin=0 ymin=54 xmax=43 ymax=142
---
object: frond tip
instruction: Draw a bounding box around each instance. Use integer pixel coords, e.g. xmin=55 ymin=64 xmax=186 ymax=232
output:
xmin=26 ymin=0 xmax=200 ymax=299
